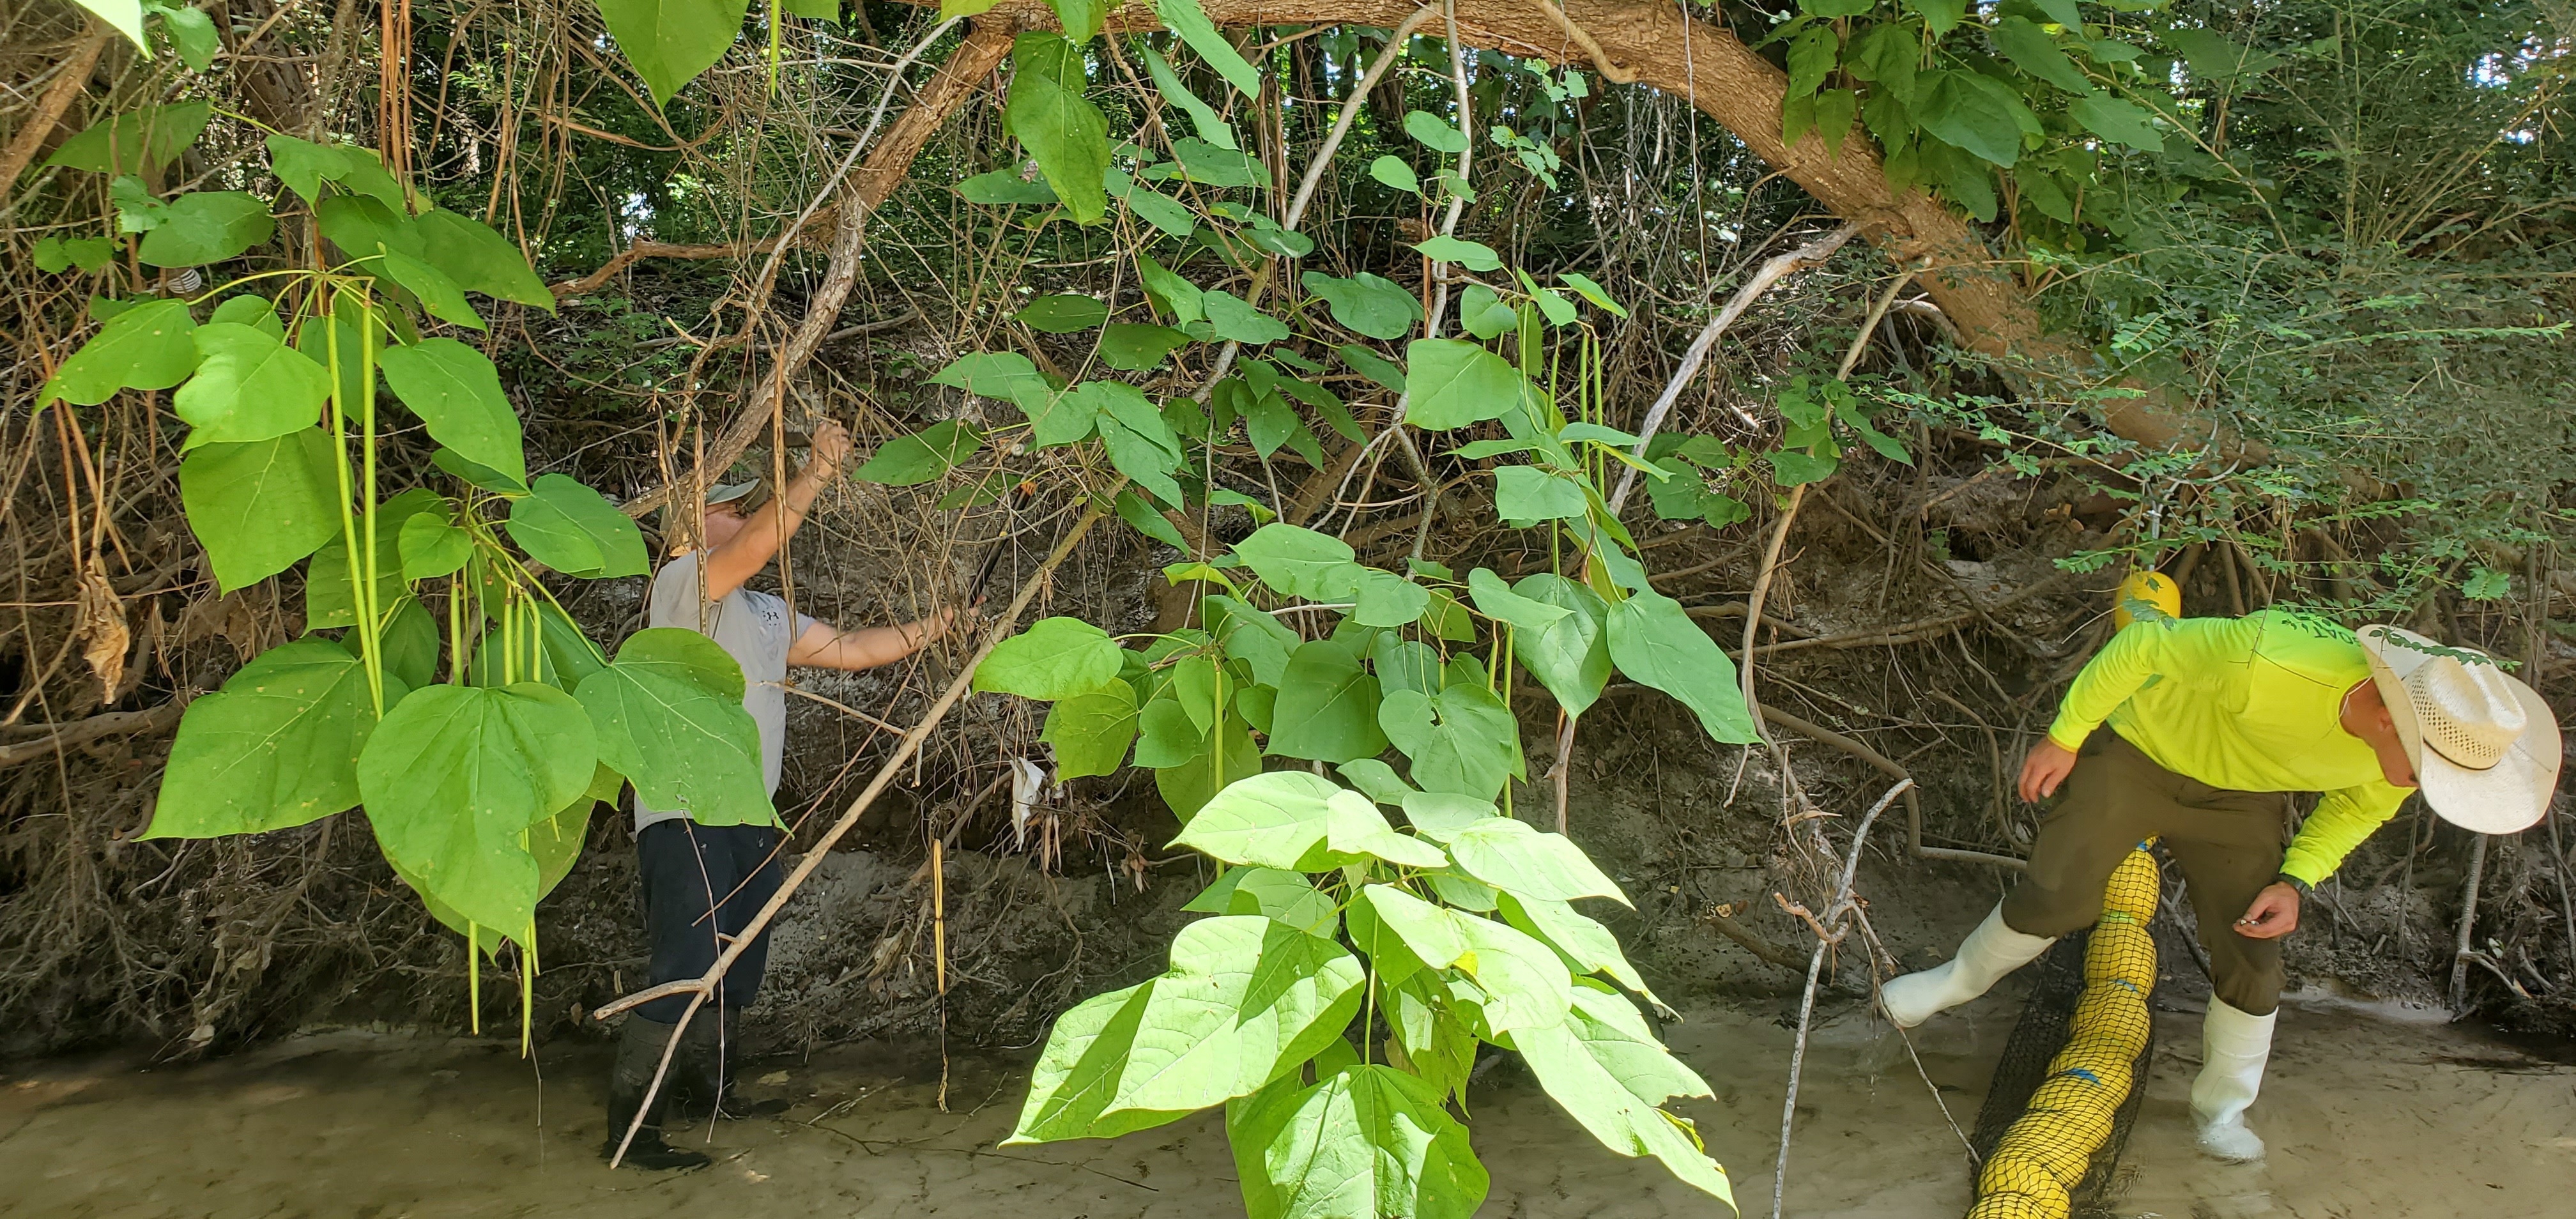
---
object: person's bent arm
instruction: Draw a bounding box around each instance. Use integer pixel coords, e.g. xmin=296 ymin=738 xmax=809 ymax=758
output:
xmin=786 ymin=610 xmax=958 ymax=671
xmin=2278 ymin=784 xmax=2409 ymax=889
xmin=700 ymin=421 xmax=851 ymax=601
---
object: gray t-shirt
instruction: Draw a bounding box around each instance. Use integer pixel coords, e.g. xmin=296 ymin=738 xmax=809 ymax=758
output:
xmin=631 ymin=552 xmax=816 ymax=831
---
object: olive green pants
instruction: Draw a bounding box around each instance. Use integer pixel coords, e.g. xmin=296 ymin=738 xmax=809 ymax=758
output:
xmin=2000 ymin=733 xmax=2291 ymax=1015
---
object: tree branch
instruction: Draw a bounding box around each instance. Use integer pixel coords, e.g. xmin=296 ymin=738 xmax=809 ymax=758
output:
xmin=620 ymin=20 xmax=1014 ymax=520
xmin=1 ymin=24 xmax=111 ymax=206
xmin=0 ymin=703 xmax=182 ymax=769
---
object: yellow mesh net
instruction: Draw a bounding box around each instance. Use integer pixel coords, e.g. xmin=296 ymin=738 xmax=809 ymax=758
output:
xmin=1965 ymin=845 xmax=2160 ymax=1219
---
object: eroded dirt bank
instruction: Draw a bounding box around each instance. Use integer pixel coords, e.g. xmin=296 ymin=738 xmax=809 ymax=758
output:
xmin=6 ymin=992 xmax=2569 ymax=1218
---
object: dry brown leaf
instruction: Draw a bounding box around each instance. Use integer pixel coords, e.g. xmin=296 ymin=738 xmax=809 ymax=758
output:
xmin=74 ymin=556 xmax=128 ymax=702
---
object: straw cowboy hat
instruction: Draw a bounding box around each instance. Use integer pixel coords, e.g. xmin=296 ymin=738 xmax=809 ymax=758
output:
xmin=2358 ymin=625 xmax=2562 ymax=833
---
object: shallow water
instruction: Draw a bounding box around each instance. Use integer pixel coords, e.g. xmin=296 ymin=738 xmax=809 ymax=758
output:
xmin=5 ymin=992 xmax=2570 ymax=1218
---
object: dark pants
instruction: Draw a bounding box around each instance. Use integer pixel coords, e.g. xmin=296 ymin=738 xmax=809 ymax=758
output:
xmin=2001 ymin=733 xmax=2292 ymax=1015
xmin=637 ymin=820 xmax=784 ymax=1023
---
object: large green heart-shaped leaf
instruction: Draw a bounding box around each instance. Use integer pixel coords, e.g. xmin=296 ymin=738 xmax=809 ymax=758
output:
xmin=1006 ymin=915 xmax=1364 ymax=1143
xmin=855 ymin=420 xmax=983 ymax=486
xmin=179 ymin=427 xmax=347 ymax=592
xmin=595 ymin=0 xmax=753 ymax=105
xmin=45 ymin=101 xmax=211 ymax=175
xmin=975 ymin=616 xmax=1124 ymax=700
xmin=1350 ymin=568 xmax=1430 ymax=629
xmin=1493 ymin=466 xmax=1590 ymax=523
xmin=1402 ymin=339 xmax=1522 ymax=429
xmin=1505 ymin=986 xmax=1731 ymax=1206
xmin=1370 ymin=635 xmax=1444 ymax=697
xmin=1510 ymin=573 xmax=1611 ymax=717
xmin=174 ymin=323 xmax=330 ymax=449
xmin=1993 ymin=16 xmax=2093 ymax=95
xmin=357 ymin=681 xmax=597 ymax=933
xmin=1097 ymin=323 xmax=1195 ymax=373
xmin=1225 ymin=1063 xmax=1489 ymax=1219
xmin=315 ymin=194 xmax=424 ymax=262
xmin=395 ymin=792 xmax=597 ymax=945
xmin=1206 ymin=595 xmax=1299 ymax=687
xmin=1156 ymin=0 xmax=1262 ymax=97
xmin=138 ymin=191 xmax=275 ymax=268
xmin=144 ymin=639 xmax=387 ymax=838
xmin=1301 ymin=271 xmax=1423 ymax=341
xmin=1230 ymin=523 xmax=1358 ymax=602
xmin=1043 ymin=679 xmax=1140 ymax=778
xmin=1377 ymin=684 xmax=1522 ymax=800
xmin=1916 ymin=69 xmax=2029 ymax=167
xmin=381 ymin=338 xmax=528 ymax=486
xmin=1140 ymin=45 xmax=1236 ymax=149
xmin=42 ymin=297 xmax=197 ymax=407
xmin=575 ymin=627 xmax=774 ymax=827
xmin=399 ymin=507 xmax=473 ymax=580
xmin=1173 ymin=770 xmax=1443 ymax=870
xmin=1353 ymin=885 xmax=1569 ymax=1035
xmin=1604 ymin=589 xmax=1758 ymax=744
xmin=1153 ymin=710 xmax=1262 ymax=820
xmin=379 ymin=248 xmax=486 ymax=330
xmin=929 ymin=350 xmax=1048 ymax=404
xmin=411 ymin=210 xmax=556 ymax=310
xmin=1203 ymin=291 xmax=1291 ymax=345
xmin=1264 ymin=636 xmax=1388 ymax=763
xmin=1133 ymin=692 xmax=1203 ymax=768
xmin=307 ymin=489 xmax=444 ymax=629
xmin=2067 ymin=94 xmax=2165 ymax=152
xmin=1185 ymin=866 xmax=1339 ymax=938
xmin=504 ymin=473 xmax=648 ymax=578
xmin=1005 ymin=33 xmax=1110 ymax=224
xmin=1015 ymin=293 xmax=1108 ymax=334
xmin=1445 ymin=816 xmax=1627 ymax=905
xmin=264 ymin=133 xmax=356 ymax=204
xmin=1499 ymin=894 xmax=1662 ymax=1008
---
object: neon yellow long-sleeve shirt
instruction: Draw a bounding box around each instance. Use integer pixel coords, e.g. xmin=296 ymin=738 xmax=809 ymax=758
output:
xmin=2044 ymin=608 xmax=2411 ymax=886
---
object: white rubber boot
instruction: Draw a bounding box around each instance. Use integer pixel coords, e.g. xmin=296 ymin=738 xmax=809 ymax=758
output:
xmin=2191 ymin=997 xmax=2276 ymax=1162
xmin=1879 ymin=905 xmax=2056 ymax=1029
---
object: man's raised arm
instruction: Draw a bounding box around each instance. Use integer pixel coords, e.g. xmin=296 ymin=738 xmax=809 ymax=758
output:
xmin=698 ymin=420 xmax=851 ymax=601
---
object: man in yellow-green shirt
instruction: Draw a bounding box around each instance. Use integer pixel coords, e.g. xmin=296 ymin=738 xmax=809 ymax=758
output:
xmin=1882 ymin=603 xmax=2558 ymax=1162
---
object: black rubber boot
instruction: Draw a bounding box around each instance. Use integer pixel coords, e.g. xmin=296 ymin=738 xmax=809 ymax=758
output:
xmin=671 ymin=1007 xmax=790 ymax=1121
xmin=603 ymin=1014 xmax=712 ymax=1171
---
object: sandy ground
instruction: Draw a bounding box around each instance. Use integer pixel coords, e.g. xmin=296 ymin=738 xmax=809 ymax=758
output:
xmin=4 ymin=991 xmax=2570 ymax=1218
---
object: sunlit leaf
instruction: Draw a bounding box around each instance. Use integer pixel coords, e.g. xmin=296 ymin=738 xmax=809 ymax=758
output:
xmin=144 ymin=639 xmax=385 ymax=838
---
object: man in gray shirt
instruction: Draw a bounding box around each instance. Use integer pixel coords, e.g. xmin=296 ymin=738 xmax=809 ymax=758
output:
xmin=608 ymin=420 xmax=956 ymax=1170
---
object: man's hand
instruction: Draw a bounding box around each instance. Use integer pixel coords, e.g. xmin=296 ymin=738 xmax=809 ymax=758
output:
xmin=800 ymin=418 xmax=851 ymax=484
xmin=916 ymin=606 xmax=962 ymax=647
xmin=2234 ymin=882 xmax=2301 ymax=939
xmin=2018 ymin=738 xmax=2080 ymax=802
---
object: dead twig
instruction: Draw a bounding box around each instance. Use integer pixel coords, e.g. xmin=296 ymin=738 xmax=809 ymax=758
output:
xmin=622 ymin=19 xmax=1007 ymax=522
xmin=0 ymin=24 xmax=111 ymax=208
xmin=1760 ymin=706 xmax=2025 ymax=872
xmin=1606 ymin=222 xmax=1866 ymax=514
xmin=1772 ymin=778 xmax=1912 ymax=1219
xmin=0 ymin=703 xmax=181 ymax=769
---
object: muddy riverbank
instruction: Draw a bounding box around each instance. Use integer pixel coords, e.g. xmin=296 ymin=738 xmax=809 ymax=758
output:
xmin=7 ymin=988 xmax=2570 ymax=1218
